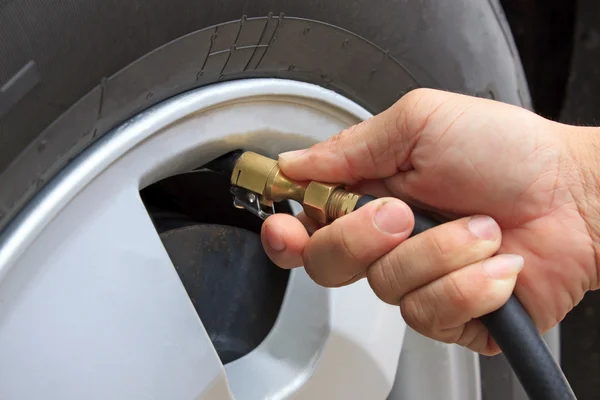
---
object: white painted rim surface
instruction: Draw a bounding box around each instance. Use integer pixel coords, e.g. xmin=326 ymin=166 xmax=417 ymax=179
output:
xmin=0 ymin=79 xmax=480 ymax=400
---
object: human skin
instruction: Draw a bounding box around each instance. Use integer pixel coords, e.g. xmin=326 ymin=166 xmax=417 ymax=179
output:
xmin=259 ymin=88 xmax=600 ymax=355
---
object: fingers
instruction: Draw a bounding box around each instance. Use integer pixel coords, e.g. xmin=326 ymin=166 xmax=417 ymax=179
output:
xmin=263 ymin=208 xmax=524 ymax=355
xmin=261 ymin=212 xmax=323 ymax=269
xmin=261 ymin=213 xmax=309 ymax=269
xmin=363 ymin=213 xmax=523 ymax=355
xmin=302 ymin=198 xmax=414 ymax=287
xmin=400 ymin=254 xmax=522 ymax=355
xmin=295 ymin=211 xmax=322 ymax=236
xmin=264 ymin=198 xmax=415 ymax=286
xmin=277 ymin=88 xmax=478 ymax=184
xmin=367 ymin=215 xmax=503 ymax=305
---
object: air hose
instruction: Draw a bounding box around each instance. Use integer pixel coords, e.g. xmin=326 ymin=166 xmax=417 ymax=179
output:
xmin=206 ymin=150 xmax=577 ymax=400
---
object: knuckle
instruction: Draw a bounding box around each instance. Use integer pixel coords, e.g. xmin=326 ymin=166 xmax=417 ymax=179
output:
xmin=303 ymin=223 xmax=367 ymax=288
xmin=400 ymin=291 xmax=435 ymax=332
xmin=377 ymin=251 xmax=409 ymax=304
xmin=332 ymin=122 xmax=360 ymax=142
xmin=482 ymin=340 xmax=502 ymax=356
xmin=368 ymin=258 xmax=399 ymax=305
xmin=452 ymin=323 xmax=480 ymax=349
xmin=302 ymin=242 xmax=331 ymax=287
xmin=421 ymin=223 xmax=496 ymax=267
xmin=338 ymin=123 xmax=372 ymax=181
xmin=301 ymin=249 xmax=318 ymax=277
xmin=367 ymin=263 xmax=388 ymax=302
xmin=329 ymin=123 xmax=359 ymax=149
xmin=329 ymin=223 xmax=362 ymax=265
xmin=425 ymin=230 xmax=453 ymax=258
xmin=394 ymin=91 xmax=423 ymax=139
xmin=303 ymin=257 xmax=332 ymax=287
xmin=393 ymin=88 xmax=455 ymax=149
xmin=436 ymin=326 xmax=463 ymax=345
xmin=398 ymin=88 xmax=433 ymax=107
xmin=387 ymin=249 xmax=409 ymax=284
xmin=395 ymin=88 xmax=435 ymax=123
xmin=445 ymin=273 xmax=471 ymax=311
xmin=324 ymin=125 xmax=366 ymax=183
xmin=335 ymin=225 xmax=363 ymax=266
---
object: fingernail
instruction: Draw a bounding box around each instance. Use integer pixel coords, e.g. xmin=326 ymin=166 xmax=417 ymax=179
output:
xmin=264 ymin=225 xmax=286 ymax=252
xmin=468 ymin=215 xmax=499 ymax=240
xmin=374 ymin=201 xmax=411 ymax=235
xmin=279 ymin=149 xmax=308 ymax=161
xmin=482 ymin=254 xmax=524 ymax=280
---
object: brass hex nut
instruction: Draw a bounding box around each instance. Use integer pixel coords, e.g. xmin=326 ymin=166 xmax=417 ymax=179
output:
xmin=303 ymin=182 xmax=342 ymax=224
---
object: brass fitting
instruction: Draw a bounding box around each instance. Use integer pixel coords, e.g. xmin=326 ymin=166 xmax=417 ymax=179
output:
xmin=230 ymin=151 xmax=362 ymax=224
xmin=303 ymin=182 xmax=341 ymax=224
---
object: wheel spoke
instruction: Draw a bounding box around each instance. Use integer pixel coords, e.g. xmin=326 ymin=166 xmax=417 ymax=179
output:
xmin=389 ymin=328 xmax=481 ymax=400
xmin=225 ymin=202 xmax=406 ymax=399
xmin=0 ymin=182 xmax=230 ymax=399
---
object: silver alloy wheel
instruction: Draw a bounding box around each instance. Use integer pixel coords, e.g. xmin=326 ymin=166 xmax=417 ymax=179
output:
xmin=0 ymin=79 xmax=480 ymax=400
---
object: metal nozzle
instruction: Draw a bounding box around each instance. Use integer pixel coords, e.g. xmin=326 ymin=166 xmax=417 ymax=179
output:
xmin=227 ymin=151 xmax=362 ymax=224
xmin=230 ymin=151 xmax=307 ymax=206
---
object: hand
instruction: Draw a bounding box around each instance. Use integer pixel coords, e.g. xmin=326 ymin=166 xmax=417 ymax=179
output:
xmin=260 ymin=88 xmax=599 ymax=355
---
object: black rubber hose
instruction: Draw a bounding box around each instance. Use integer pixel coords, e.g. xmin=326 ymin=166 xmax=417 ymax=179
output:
xmin=480 ymin=296 xmax=575 ymax=399
xmin=355 ymin=194 xmax=576 ymax=400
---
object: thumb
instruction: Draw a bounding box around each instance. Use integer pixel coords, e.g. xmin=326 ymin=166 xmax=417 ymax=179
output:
xmin=277 ymin=88 xmax=461 ymax=184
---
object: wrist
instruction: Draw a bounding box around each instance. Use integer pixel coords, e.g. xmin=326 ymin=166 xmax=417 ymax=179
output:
xmin=560 ymin=124 xmax=600 ymax=283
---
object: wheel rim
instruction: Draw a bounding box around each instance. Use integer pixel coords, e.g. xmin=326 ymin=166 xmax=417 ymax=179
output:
xmin=0 ymin=78 xmax=480 ymax=399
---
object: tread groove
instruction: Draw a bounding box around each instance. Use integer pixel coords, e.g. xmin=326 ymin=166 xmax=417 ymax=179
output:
xmin=198 ymin=26 xmax=219 ymax=78
xmin=254 ymin=13 xmax=283 ymax=70
xmin=244 ymin=14 xmax=271 ymax=72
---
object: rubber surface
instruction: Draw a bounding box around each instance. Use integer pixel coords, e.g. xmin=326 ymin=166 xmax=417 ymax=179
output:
xmin=160 ymin=223 xmax=289 ymax=364
xmin=481 ymin=297 xmax=575 ymax=400
xmin=0 ymin=0 xmax=531 ymax=398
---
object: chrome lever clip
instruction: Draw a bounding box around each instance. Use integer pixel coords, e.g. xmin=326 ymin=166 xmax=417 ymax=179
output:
xmin=230 ymin=186 xmax=275 ymax=220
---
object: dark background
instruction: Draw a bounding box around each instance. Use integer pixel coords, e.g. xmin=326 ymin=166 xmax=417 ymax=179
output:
xmin=500 ymin=0 xmax=599 ymax=397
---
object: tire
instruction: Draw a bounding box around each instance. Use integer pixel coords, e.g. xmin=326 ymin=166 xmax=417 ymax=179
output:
xmin=0 ymin=0 xmax=530 ymax=398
